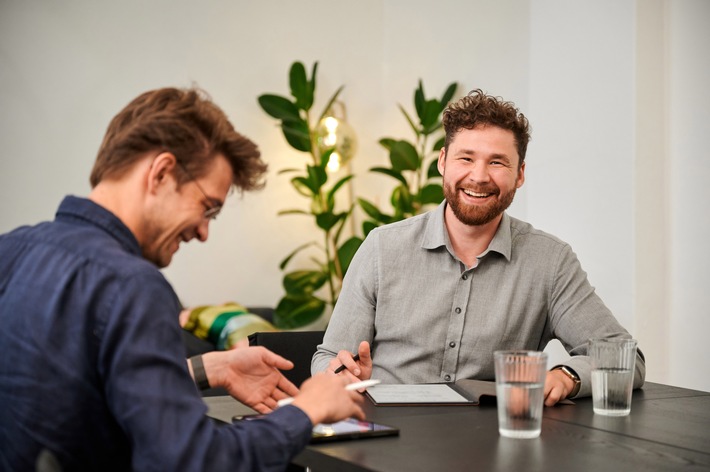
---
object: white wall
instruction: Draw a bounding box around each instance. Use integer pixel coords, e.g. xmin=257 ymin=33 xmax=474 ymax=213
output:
xmin=666 ymin=0 xmax=710 ymax=391
xmin=1 ymin=0 xmax=708 ymax=390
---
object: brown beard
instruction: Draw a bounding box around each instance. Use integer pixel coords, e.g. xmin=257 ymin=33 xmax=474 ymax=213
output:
xmin=443 ymin=180 xmax=517 ymax=226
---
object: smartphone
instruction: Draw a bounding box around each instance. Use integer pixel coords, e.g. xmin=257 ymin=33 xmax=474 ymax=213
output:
xmin=232 ymin=415 xmax=399 ymax=443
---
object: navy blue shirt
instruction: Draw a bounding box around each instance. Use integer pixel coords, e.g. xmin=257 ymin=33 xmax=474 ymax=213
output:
xmin=0 ymin=196 xmax=312 ymax=471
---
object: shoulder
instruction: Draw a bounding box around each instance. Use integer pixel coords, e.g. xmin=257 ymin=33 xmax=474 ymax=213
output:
xmin=367 ymin=210 xmax=435 ymax=245
xmin=508 ymin=215 xmax=569 ymax=250
xmin=505 ymin=216 xmax=578 ymax=269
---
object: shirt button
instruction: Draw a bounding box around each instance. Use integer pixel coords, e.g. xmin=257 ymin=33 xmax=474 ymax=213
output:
xmin=449 ymin=341 xmax=456 ymax=348
xmin=444 ymin=375 xmax=451 ymax=381
xmin=455 ymin=307 xmax=461 ymax=314
xmin=462 ymin=274 xmax=468 ymax=280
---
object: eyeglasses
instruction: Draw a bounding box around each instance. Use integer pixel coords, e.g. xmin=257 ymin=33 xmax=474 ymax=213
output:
xmin=175 ymin=160 xmax=222 ymax=221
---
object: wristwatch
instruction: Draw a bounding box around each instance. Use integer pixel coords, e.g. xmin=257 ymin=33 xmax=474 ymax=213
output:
xmin=553 ymin=365 xmax=581 ymax=398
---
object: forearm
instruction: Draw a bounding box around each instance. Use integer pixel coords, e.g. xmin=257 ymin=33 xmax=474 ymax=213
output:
xmin=549 ymin=245 xmax=646 ymax=397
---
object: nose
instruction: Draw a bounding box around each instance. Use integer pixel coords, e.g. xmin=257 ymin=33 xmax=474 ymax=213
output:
xmin=468 ymin=162 xmax=491 ymax=184
xmin=196 ymin=219 xmax=210 ymax=242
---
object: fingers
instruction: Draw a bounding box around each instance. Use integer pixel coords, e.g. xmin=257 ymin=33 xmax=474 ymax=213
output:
xmin=357 ymin=341 xmax=372 ymax=366
xmin=276 ymin=375 xmax=299 ymax=398
xmin=251 ymin=402 xmax=271 ymax=414
xmin=334 ymin=350 xmax=361 ymax=377
xmin=543 ymin=372 xmax=568 ymax=406
xmin=545 ymin=386 xmax=566 ymax=406
xmin=346 ymin=391 xmax=366 ymax=420
xmin=261 ymin=348 xmax=295 ymax=371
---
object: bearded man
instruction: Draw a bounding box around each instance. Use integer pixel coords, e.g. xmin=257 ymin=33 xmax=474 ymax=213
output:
xmin=312 ymin=89 xmax=645 ymax=406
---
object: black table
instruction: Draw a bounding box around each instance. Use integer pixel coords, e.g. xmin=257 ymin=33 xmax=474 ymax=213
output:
xmin=290 ymin=382 xmax=710 ymax=471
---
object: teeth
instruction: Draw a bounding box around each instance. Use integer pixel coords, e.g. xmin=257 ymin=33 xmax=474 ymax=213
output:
xmin=463 ymin=189 xmax=490 ymax=198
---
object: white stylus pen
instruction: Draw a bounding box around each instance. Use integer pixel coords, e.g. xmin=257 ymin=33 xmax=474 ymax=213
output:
xmin=277 ymin=379 xmax=382 ymax=407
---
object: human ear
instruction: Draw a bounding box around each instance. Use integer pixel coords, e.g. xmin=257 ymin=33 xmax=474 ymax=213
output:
xmin=147 ymin=152 xmax=178 ymax=194
xmin=516 ymin=161 xmax=526 ymax=188
xmin=437 ymin=147 xmax=447 ymax=176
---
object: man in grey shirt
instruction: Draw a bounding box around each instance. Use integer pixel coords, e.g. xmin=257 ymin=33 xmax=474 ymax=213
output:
xmin=312 ymin=89 xmax=645 ymax=406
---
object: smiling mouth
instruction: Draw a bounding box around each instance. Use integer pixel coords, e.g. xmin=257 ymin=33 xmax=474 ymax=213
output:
xmin=462 ymin=188 xmax=495 ymax=198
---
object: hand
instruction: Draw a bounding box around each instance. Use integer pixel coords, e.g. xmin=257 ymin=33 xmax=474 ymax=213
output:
xmin=327 ymin=341 xmax=373 ymax=382
xmin=543 ymin=369 xmax=575 ymax=406
xmin=201 ymin=347 xmax=299 ymax=413
xmin=291 ymin=373 xmax=366 ymax=425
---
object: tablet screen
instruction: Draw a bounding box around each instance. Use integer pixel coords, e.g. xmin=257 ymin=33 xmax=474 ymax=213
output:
xmin=233 ymin=415 xmax=399 ymax=443
xmin=311 ymin=418 xmax=399 ymax=442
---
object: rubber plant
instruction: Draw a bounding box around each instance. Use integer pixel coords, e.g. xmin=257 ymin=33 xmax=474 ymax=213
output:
xmin=258 ymin=61 xmax=363 ymax=329
xmin=358 ymin=80 xmax=458 ymax=236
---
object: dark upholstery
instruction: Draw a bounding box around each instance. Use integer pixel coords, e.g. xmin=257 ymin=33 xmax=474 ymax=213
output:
xmin=248 ymin=331 xmax=325 ymax=387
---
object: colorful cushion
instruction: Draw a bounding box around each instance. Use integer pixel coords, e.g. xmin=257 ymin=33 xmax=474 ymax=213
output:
xmin=181 ymin=302 xmax=278 ymax=350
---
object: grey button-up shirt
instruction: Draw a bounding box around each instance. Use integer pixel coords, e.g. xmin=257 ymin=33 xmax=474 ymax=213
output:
xmin=312 ymin=202 xmax=645 ymax=398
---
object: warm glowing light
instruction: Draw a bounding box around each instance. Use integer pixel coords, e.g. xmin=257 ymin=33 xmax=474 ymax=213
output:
xmin=327 ymin=152 xmax=342 ymax=172
xmin=315 ymin=102 xmax=357 ymax=173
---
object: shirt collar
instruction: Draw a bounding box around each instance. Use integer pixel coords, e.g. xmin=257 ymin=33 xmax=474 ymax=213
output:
xmin=421 ymin=200 xmax=512 ymax=262
xmin=56 ymin=195 xmax=142 ymax=257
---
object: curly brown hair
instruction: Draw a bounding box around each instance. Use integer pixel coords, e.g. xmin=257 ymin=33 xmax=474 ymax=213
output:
xmin=90 ymin=87 xmax=267 ymax=191
xmin=442 ymin=89 xmax=531 ymax=167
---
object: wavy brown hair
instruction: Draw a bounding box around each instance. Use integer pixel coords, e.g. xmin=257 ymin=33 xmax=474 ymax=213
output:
xmin=90 ymin=87 xmax=267 ymax=191
xmin=442 ymin=89 xmax=531 ymax=168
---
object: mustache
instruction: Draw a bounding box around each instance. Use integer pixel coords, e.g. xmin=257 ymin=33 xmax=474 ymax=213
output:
xmin=458 ymin=185 xmax=500 ymax=195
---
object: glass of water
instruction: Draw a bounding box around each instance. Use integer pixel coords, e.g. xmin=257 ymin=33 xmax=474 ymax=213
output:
xmin=589 ymin=338 xmax=638 ymax=416
xmin=494 ymin=350 xmax=548 ymax=439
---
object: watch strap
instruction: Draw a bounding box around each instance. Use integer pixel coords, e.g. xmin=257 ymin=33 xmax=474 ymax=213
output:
xmin=190 ymin=354 xmax=211 ymax=390
xmin=553 ymin=365 xmax=581 ymax=398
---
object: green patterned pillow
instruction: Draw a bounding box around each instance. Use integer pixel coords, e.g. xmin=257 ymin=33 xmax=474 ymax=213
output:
xmin=181 ymin=302 xmax=278 ymax=350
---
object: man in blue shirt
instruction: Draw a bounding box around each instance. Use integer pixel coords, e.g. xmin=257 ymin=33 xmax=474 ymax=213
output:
xmin=0 ymin=87 xmax=364 ymax=471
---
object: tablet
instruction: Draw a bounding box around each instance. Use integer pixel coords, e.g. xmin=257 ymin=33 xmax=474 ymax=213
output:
xmin=233 ymin=415 xmax=399 ymax=443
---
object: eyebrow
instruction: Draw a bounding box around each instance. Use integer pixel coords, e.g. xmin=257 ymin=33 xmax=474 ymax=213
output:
xmin=454 ymin=149 xmax=512 ymax=162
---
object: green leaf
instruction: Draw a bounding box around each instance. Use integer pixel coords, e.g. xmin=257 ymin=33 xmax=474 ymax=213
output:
xmin=358 ymin=198 xmax=392 ymax=224
xmin=419 ymin=183 xmax=444 ymax=205
xmin=316 ymin=211 xmax=345 ymax=232
xmin=414 ymin=80 xmax=425 ymax=122
xmin=289 ymin=61 xmax=312 ymax=110
xmin=277 ymin=167 xmax=303 ymax=175
xmin=309 ymin=62 xmax=318 ymax=107
xmin=277 ymin=209 xmax=310 ymax=216
xmin=391 ymin=185 xmax=415 ymax=215
xmin=278 ymin=242 xmax=317 ymax=269
xmin=369 ymin=167 xmax=408 ymax=186
xmin=317 ymin=148 xmax=333 ymax=172
xmin=432 ymin=136 xmax=446 ymax=152
xmin=398 ymin=104 xmax=420 ymax=137
xmin=291 ymin=176 xmax=316 ymax=196
xmin=427 ymin=158 xmax=442 ymax=179
xmin=317 ymin=85 xmax=345 ymax=123
xmin=362 ymin=220 xmax=379 ymax=237
xmin=337 ymin=236 xmax=363 ymax=275
xmin=282 ymin=270 xmax=328 ymax=295
xmin=440 ymin=82 xmax=458 ymax=111
xmin=420 ymin=99 xmax=441 ymax=129
xmin=378 ymin=138 xmax=397 ymax=151
xmin=274 ymin=294 xmax=326 ymax=329
xmin=331 ymin=204 xmax=353 ymax=246
xmin=281 ymin=118 xmax=311 ymax=152
xmin=326 ymin=175 xmax=355 ymax=209
xmin=307 ymin=164 xmax=328 ymax=192
xmin=423 ymin=120 xmax=442 ymax=137
xmin=389 ymin=140 xmax=419 ymax=172
xmin=257 ymin=94 xmax=301 ymax=121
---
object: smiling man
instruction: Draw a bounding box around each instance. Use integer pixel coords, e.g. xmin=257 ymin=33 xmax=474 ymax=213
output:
xmin=0 ymin=87 xmax=365 ymax=471
xmin=312 ymin=89 xmax=645 ymax=407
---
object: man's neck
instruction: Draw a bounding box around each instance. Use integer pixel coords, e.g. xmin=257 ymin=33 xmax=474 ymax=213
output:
xmin=88 ymin=179 xmax=144 ymax=245
xmin=443 ymin=205 xmax=502 ymax=268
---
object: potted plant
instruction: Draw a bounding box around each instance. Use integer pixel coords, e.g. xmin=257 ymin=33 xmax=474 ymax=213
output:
xmin=258 ymin=61 xmax=362 ymax=329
